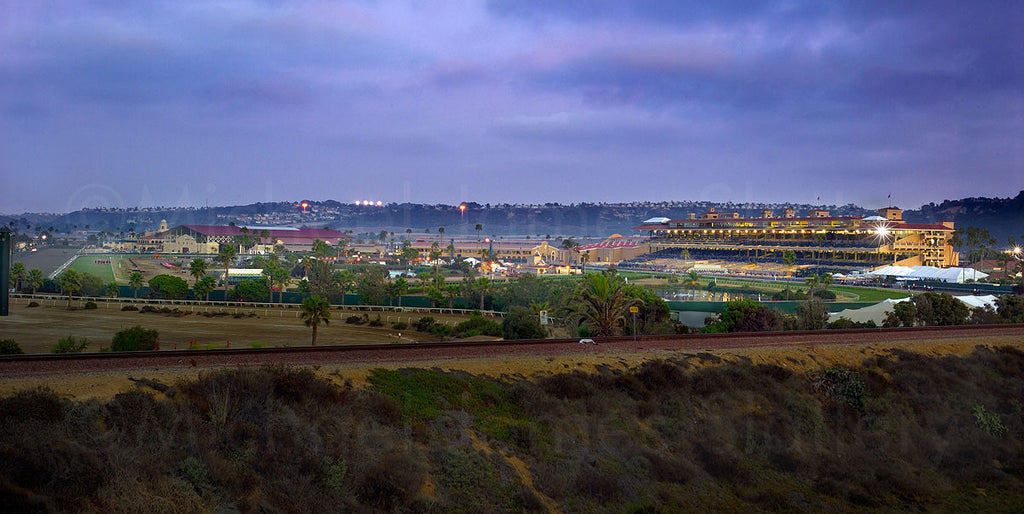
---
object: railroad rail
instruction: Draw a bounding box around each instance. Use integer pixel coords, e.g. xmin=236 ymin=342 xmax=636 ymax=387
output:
xmin=2 ymin=324 xmax=1022 ymax=378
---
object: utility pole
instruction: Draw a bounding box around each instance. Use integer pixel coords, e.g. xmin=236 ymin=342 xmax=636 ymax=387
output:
xmin=0 ymin=227 xmax=10 ymax=316
xmin=630 ymin=305 xmax=639 ymax=351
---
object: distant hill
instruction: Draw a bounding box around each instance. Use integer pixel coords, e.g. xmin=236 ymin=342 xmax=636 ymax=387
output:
xmin=904 ymin=190 xmax=1024 ymax=244
xmin=3 ymin=194 xmax=1021 ymax=243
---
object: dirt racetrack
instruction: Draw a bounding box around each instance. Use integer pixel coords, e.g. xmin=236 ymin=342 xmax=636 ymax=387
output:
xmin=1 ymin=297 xmax=478 ymax=353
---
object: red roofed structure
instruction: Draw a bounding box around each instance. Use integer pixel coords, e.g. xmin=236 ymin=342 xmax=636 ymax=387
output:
xmin=132 ymin=224 xmax=350 ymax=254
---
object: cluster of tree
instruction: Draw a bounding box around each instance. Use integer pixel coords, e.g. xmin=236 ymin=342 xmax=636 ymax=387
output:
xmin=702 ymin=292 xmax=1024 ymax=334
xmin=883 ymin=292 xmax=1024 ymax=327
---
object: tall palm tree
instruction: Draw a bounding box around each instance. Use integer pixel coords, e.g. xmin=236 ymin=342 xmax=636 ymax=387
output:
xmin=804 ymin=275 xmax=819 ymax=301
xmin=562 ymin=271 xmax=639 ymax=337
xmin=335 ymin=269 xmax=355 ymax=306
xmin=271 ymin=266 xmax=290 ymax=303
xmin=58 ymin=269 xmax=82 ymax=309
xmin=10 ymin=262 xmax=26 ymax=291
xmin=260 ymin=229 xmax=271 ymax=252
xmin=475 ymin=224 xmax=483 ymax=240
xmin=444 ymin=283 xmax=461 ymax=308
xmin=430 ymin=242 xmax=442 ymax=284
xmin=217 ymin=244 xmax=237 ymax=295
xmin=128 ymin=271 xmax=144 ymax=298
xmin=188 ymin=258 xmax=207 ymax=285
xmin=27 ymin=269 xmax=43 ymax=294
xmin=683 ymin=271 xmax=701 ymax=298
xmin=300 ymin=296 xmax=331 ymax=346
xmin=476 ymin=276 xmax=491 ymax=311
xmin=194 ymin=276 xmax=216 ymax=301
xmin=394 ymin=277 xmax=408 ymax=307
xmin=261 ymin=264 xmax=277 ymax=302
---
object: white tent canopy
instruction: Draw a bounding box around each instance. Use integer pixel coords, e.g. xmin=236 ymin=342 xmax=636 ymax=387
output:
xmin=865 ymin=265 xmax=987 ymax=283
xmin=828 ymin=295 xmax=1000 ymax=325
xmin=643 ymin=217 xmax=671 ymax=224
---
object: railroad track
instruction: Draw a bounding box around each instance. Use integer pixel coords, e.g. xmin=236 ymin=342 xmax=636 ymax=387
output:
xmin=2 ymin=324 xmax=1022 ymax=378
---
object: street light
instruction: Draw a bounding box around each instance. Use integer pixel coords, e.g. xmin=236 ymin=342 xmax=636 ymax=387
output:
xmin=459 ymin=204 xmax=466 ymax=222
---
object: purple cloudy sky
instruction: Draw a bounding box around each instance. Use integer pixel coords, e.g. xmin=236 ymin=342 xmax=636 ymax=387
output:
xmin=2 ymin=0 xmax=1022 ymax=214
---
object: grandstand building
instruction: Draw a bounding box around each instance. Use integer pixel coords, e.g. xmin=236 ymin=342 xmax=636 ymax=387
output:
xmin=119 ymin=224 xmax=350 ymax=254
xmin=633 ymin=207 xmax=958 ymax=268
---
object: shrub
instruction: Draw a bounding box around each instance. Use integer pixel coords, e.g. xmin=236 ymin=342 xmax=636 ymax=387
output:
xmin=121 ymin=304 xmax=138 ymax=311
xmin=0 ymin=339 xmax=24 ymax=354
xmin=503 ymin=305 xmax=547 ymax=340
xmin=83 ymin=301 xmax=98 ymax=310
xmin=53 ymin=336 xmax=89 ymax=353
xmin=453 ymin=314 xmax=502 ymax=338
xmin=346 ymin=314 xmax=367 ymax=325
xmin=392 ymin=322 xmax=408 ymax=330
xmin=973 ymin=404 xmax=1007 ymax=438
xmin=110 ymin=325 xmax=159 ymax=351
xmin=27 ymin=301 xmax=40 ymax=308
xmin=415 ymin=316 xmax=437 ymax=332
xmin=807 ymin=366 xmax=866 ymax=409
xmin=368 ymin=315 xmax=384 ymax=327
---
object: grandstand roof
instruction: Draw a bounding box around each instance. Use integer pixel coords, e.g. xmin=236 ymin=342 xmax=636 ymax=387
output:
xmin=632 ymin=217 xmax=953 ymax=231
xmin=176 ymin=225 xmax=350 ymax=241
xmin=578 ymin=237 xmax=649 ymax=251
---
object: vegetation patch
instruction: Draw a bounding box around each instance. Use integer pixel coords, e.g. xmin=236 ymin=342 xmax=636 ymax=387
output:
xmin=1 ymin=348 xmax=1023 ymax=511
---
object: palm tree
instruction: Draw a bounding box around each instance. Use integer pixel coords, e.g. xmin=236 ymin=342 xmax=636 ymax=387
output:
xmin=312 ymin=238 xmax=331 ymax=259
xmin=301 ymin=296 xmax=331 ymax=346
xmin=217 ymin=244 xmax=237 ymax=295
xmin=818 ymin=272 xmax=833 ymax=295
xmin=430 ymin=242 xmax=442 ymax=284
xmin=444 ymin=283 xmax=461 ymax=308
xmin=260 ymin=229 xmax=271 ymax=252
xmin=475 ymin=224 xmax=483 ymax=240
xmin=261 ymin=264 xmax=277 ymax=302
xmin=562 ymin=271 xmax=639 ymax=337
xmin=128 ymin=271 xmax=144 ymax=298
xmin=58 ymin=269 xmax=82 ymax=309
xmin=335 ymin=269 xmax=355 ymax=306
xmin=476 ymin=277 xmax=491 ymax=311
xmin=194 ymin=276 xmax=216 ymax=301
xmin=394 ymin=277 xmax=409 ymax=307
xmin=416 ymin=271 xmax=432 ymax=292
xmin=272 ymin=266 xmax=291 ymax=303
xmin=27 ymin=269 xmax=43 ymax=294
xmin=188 ymin=258 xmax=207 ymax=285
xmin=10 ymin=262 xmax=26 ymax=291
xmin=683 ymin=271 xmax=701 ymax=298
xmin=804 ymin=275 xmax=819 ymax=300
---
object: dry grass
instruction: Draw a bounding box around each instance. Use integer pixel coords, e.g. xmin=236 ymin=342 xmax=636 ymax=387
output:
xmin=3 ymin=333 xmax=1021 ymax=404
xmin=1 ymin=296 xmax=478 ymax=353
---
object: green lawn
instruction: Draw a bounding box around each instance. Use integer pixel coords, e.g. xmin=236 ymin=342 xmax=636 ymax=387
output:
xmin=829 ymin=285 xmax=911 ymax=302
xmin=68 ymin=256 xmax=115 ymax=282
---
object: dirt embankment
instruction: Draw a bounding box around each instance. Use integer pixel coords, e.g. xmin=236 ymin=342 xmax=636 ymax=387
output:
xmin=3 ymin=333 xmax=1021 ymax=403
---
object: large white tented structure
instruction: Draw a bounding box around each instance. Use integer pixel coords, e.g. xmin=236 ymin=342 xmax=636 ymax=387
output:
xmin=866 ymin=265 xmax=988 ymax=283
xmin=828 ymin=295 xmax=1000 ymax=325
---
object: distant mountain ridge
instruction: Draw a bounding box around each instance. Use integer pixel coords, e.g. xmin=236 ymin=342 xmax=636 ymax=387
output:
xmin=3 ymin=193 xmax=1022 ymax=244
xmin=904 ymin=190 xmax=1024 ymax=243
